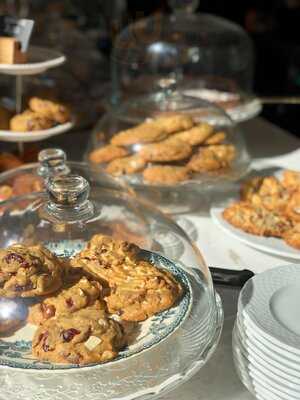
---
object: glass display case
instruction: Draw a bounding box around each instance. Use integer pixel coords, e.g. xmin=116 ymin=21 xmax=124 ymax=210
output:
xmin=87 ymin=86 xmax=250 ymax=214
xmin=111 ymin=0 xmax=255 ymax=119
xmin=0 ymin=171 xmax=223 ymax=400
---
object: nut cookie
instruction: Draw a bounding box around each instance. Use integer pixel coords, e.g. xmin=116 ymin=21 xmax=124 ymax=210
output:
xmin=140 ymin=140 xmax=192 ymax=162
xmin=285 ymin=190 xmax=300 ymax=223
xmin=89 ymin=145 xmax=128 ymax=164
xmin=168 ymin=123 xmax=213 ymax=146
xmin=223 ymin=201 xmax=292 ymax=237
xmin=0 ymin=244 xmax=63 ymax=298
xmin=111 ymin=122 xmax=168 ymax=146
xmin=10 ymin=111 xmax=54 ymax=132
xmin=106 ymin=154 xmax=146 ymax=176
xmin=32 ymin=303 xmax=125 ymax=365
xmin=28 ymin=277 xmax=104 ymax=326
xmin=283 ymin=224 xmax=300 ymax=250
xmin=29 ymin=97 xmax=70 ymax=124
xmin=282 ymin=170 xmax=300 ymax=192
xmin=71 ymin=235 xmax=182 ymax=321
xmin=143 ymin=165 xmax=189 ymax=185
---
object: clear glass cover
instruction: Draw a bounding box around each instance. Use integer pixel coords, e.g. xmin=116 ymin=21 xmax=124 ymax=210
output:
xmin=0 ymin=173 xmax=222 ymax=400
xmin=87 ymin=89 xmax=250 ymax=214
xmin=111 ymin=5 xmax=254 ymax=106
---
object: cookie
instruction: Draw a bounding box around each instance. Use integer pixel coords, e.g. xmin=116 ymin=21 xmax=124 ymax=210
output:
xmin=187 ymin=144 xmax=236 ymax=172
xmin=283 ymin=224 xmax=300 ymax=250
xmin=0 ymin=298 xmax=27 ymax=333
xmin=204 ymin=131 xmax=226 ymax=145
xmin=12 ymin=174 xmax=44 ymax=196
xmin=168 ymin=123 xmax=214 ymax=146
xmin=223 ymin=201 xmax=292 ymax=237
xmin=240 ymin=176 xmax=290 ymax=212
xmin=29 ymin=97 xmax=70 ymax=124
xmin=89 ymin=145 xmax=128 ymax=164
xmin=71 ymin=235 xmax=182 ymax=321
xmin=111 ymin=122 xmax=167 ymax=146
xmin=106 ymin=154 xmax=146 ymax=176
xmin=32 ymin=303 xmax=125 ymax=365
xmin=28 ymin=277 xmax=104 ymax=326
xmin=285 ymin=190 xmax=300 ymax=223
xmin=152 ymin=114 xmax=194 ymax=134
xmin=143 ymin=165 xmax=189 ymax=185
xmin=140 ymin=140 xmax=192 ymax=162
xmin=10 ymin=111 xmax=54 ymax=132
xmin=0 ymin=185 xmax=13 ymax=202
xmin=0 ymin=244 xmax=63 ymax=298
xmin=282 ymin=170 xmax=300 ymax=192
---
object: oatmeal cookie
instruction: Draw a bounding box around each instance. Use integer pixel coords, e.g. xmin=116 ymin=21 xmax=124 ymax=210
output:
xmin=143 ymin=165 xmax=189 ymax=185
xmin=106 ymin=154 xmax=146 ymax=176
xmin=285 ymin=190 xmax=300 ymax=223
xmin=241 ymin=176 xmax=290 ymax=212
xmin=89 ymin=145 xmax=128 ymax=164
xmin=282 ymin=170 xmax=300 ymax=192
xmin=28 ymin=277 xmax=104 ymax=326
xmin=187 ymin=144 xmax=236 ymax=172
xmin=223 ymin=201 xmax=292 ymax=237
xmin=29 ymin=97 xmax=70 ymax=124
xmin=283 ymin=224 xmax=300 ymax=250
xmin=10 ymin=111 xmax=54 ymax=132
xmin=0 ymin=244 xmax=63 ymax=297
xmin=71 ymin=235 xmax=182 ymax=321
xmin=140 ymin=140 xmax=192 ymax=162
xmin=32 ymin=303 xmax=125 ymax=364
xmin=168 ymin=123 xmax=214 ymax=146
xmin=152 ymin=114 xmax=194 ymax=134
xmin=204 ymin=131 xmax=226 ymax=145
xmin=0 ymin=298 xmax=27 ymax=333
xmin=111 ymin=121 xmax=167 ymax=146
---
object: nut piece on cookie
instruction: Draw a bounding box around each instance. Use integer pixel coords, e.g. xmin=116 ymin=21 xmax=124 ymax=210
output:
xmin=89 ymin=145 xmax=128 ymax=164
xmin=111 ymin=121 xmax=167 ymax=146
xmin=28 ymin=277 xmax=104 ymax=326
xmin=168 ymin=123 xmax=214 ymax=146
xmin=10 ymin=111 xmax=54 ymax=132
xmin=32 ymin=304 xmax=125 ymax=364
xmin=29 ymin=97 xmax=70 ymax=124
xmin=71 ymin=234 xmax=182 ymax=321
xmin=0 ymin=298 xmax=27 ymax=333
xmin=187 ymin=144 xmax=236 ymax=172
xmin=106 ymin=154 xmax=146 ymax=176
xmin=283 ymin=224 xmax=300 ymax=250
xmin=0 ymin=244 xmax=63 ymax=298
xmin=223 ymin=201 xmax=292 ymax=238
xmin=282 ymin=170 xmax=300 ymax=192
xmin=204 ymin=131 xmax=226 ymax=145
xmin=143 ymin=165 xmax=189 ymax=185
xmin=140 ymin=140 xmax=192 ymax=162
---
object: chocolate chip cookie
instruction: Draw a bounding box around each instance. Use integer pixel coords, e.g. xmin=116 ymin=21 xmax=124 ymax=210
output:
xmin=32 ymin=303 xmax=125 ymax=364
xmin=0 ymin=244 xmax=63 ymax=297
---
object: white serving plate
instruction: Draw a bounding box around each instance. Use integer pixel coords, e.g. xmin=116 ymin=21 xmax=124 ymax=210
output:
xmin=0 ymin=46 xmax=66 ymax=76
xmin=211 ymin=207 xmax=300 ymax=260
xmin=0 ymin=121 xmax=74 ymax=142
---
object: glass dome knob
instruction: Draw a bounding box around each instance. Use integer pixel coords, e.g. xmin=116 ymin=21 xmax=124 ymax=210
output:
xmin=45 ymin=175 xmax=94 ymax=222
xmin=168 ymin=0 xmax=199 ymax=14
xmin=38 ymin=148 xmax=70 ymax=178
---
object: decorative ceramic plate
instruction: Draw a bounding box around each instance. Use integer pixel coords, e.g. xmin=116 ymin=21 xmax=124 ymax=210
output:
xmin=211 ymin=207 xmax=300 ymax=260
xmin=0 ymin=46 xmax=66 ymax=76
xmin=0 ymin=121 xmax=74 ymax=143
xmin=0 ymin=241 xmax=192 ymax=371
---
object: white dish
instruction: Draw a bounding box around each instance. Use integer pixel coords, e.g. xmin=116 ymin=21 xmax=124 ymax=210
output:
xmin=211 ymin=207 xmax=300 ymax=260
xmin=0 ymin=121 xmax=74 ymax=142
xmin=238 ymin=265 xmax=300 ymax=353
xmin=0 ymin=46 xmax=66 ymax=76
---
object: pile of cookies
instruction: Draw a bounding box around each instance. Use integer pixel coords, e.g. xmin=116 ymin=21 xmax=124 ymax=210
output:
xmin=89 ymin=114 xmax=236 ymax=185
xmin=223 ymin=170 xmax=300 ymax=250
xmin=10 ymin=97 xmax=71 ymax=132
xmin=0 ymin=234 xmax=182 ymax=365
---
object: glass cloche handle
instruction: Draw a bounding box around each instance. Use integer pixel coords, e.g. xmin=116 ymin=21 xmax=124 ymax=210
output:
xmin=168 ymin=0 xmax=199 ymax=14
xmin=37 ymin=148 xmax=70 ymax=178
xmin=45 ymin=175 xmax=94 ymax=222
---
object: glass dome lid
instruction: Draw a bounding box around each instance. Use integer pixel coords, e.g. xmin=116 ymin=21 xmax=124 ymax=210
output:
xmin=0 ymin=173 xmax=222 ymax=400
xmin=87 ymin=86 xmax=250 ymax=213
xmin=111 ymin=0 xmax=254 ymax=106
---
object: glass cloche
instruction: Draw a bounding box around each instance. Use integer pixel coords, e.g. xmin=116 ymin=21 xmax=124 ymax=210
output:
xmin=110 ymin=0 xmax=254 ymax=111
xmin=0 ymin=171 xmax=223 ymax=400
xmin=87 ymin=85 xmax=250 ymax=214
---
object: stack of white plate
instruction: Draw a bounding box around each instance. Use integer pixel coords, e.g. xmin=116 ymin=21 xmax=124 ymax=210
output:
xmin=233 ymin=264 xmax=300 ymax=400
